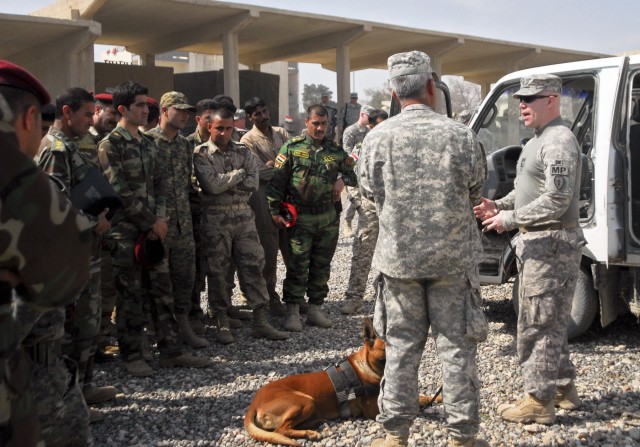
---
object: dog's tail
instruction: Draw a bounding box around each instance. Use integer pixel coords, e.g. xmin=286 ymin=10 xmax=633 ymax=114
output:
xmin=244 ymin=406 xmax=300 ymax=447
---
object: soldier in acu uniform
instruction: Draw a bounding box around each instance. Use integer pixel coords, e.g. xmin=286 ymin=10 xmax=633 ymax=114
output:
xmin=193 ymin=108 xmax=288 ymax=344
xmin=476 ymin=74 xmax=585 ymax=425
xmin=0 ymin=60 xmax=94 ymax=447
xmin=266 ymin=104 xmax=357 ymax=332
xmin=361 ymin=52 xmax=489 ymax=447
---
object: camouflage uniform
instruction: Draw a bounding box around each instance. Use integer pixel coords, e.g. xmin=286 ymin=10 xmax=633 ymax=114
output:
xmin=80 ymin=128 xmax=118 ymax=348
xmin=266 ymin=134 xmax=357 ymax=305
xmin=186 ymin=130 xmax=207 ymax=314
xmin=360 ymin=101 xmax=486 ymax=440
xmin=321 ymin=101 xmax=338 ymax=142
xmin=193 ymin=139 xmax=269 ymax=314
xmin=336 ymin=100 xmax=361 ymax=142
xmin=495 ymin=116 xmax=585 ymax=401
xmin=38 ymin=127 xmax=102 ymax=390
xmin=98 ymin=125 xmax=173 ymax=362
xmin=0 ymin=111 xmax=93 ymax=446
xmin=146 ymin=125 xmax=195 ymax=317
xmin=240 ymin=125 xmax=291 ymax=301
xmin=342 ymin=124 xmax=369 ymax=229
xmin=345 ymin=195 xmax=379 ymax=300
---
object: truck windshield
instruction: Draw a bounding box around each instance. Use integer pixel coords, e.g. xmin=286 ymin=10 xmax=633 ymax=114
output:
xmin=476 ymin=79 xmax=594 ymax=156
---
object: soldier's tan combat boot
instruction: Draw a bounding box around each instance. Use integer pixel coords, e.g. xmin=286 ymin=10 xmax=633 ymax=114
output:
xmin=555 ymin=381 xmax=581 ymax=410
xmin=498 ymin=393 xmax=556 ymax=425
xmin=340 ymin=297 xmax=363 ymax=315
xmin=448 ymin=437 xmax=491 ymax=447
xmin=343 ymin=220 xmax=354 ymax=238
xmin=123 ymin=359 xmax=153 ymax=377
xmin=307 ymin=304 xmax=333 ymax=328
xmin=214 ymin=312 xmax=235 ymax=344
xmin=176 ymin=313 xmax=209 ymax=348
xmin=83 ymin=384 xmax=118 ymax=404
xmin=252 ymin=306 xmax=289 ymax=340
xmin=371 ymin=433 xmax=408 ymax=447
xmin=283 ymin=303 xmax=303 ymax=332
xmin=159 ymin=352 xmax=210 ymax=368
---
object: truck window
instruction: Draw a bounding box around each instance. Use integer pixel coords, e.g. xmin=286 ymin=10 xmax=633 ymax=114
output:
xmin=628 ymin=75 xmax=640 ymax=240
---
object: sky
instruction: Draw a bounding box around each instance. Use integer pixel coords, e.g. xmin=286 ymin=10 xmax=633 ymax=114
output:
xmin=2 ymin=0 xmax=640 ymax=101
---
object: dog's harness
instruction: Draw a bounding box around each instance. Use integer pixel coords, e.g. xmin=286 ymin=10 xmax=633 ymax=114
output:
xmin=325 ymin=360 xmax=380 ymax=419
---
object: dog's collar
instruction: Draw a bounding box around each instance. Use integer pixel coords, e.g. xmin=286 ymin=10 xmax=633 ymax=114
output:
xmin=326 ymin=360 xmax=380 ymax=419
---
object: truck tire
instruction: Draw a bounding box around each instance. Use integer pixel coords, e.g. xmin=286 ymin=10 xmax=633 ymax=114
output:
xmin=511 ymin=266 xmax=598 ymax=340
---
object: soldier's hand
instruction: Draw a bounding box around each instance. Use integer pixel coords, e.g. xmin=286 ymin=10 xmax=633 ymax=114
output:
xmin=271 ymin=214 xmax=287 ymax=228
xmin=151 ymin=217 xmax=168 ymax=240
xmin=473 ymin=197 xmax=498 ymax=220
xmin=93 ymin=208 xmax=111 ymax=236
xmin=265 ymin=160 xmax=274 ymax=167
xmin=482 ymin=211 xmax=506 ymax=234
xmin=332 ymin=178 xmax=345 ymax=201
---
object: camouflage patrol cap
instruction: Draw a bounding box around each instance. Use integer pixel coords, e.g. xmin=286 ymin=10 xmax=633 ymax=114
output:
xmin=388 ymin=51 xmax=432 ymax=79
xmin=234 ymin=108 xmax=246 ymax=120
xmin=361 ymin=104 xmax=375 ymax=116
xmin=350 ymin=92 xmax=358 ymax=98
xmin=513 ymin=74 xmax=562 ymax=98
xmin=160 ymin=91 xmax=196 ymax=111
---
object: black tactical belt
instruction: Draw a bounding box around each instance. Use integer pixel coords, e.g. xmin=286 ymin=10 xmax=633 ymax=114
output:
xmin=519 ymin=222 xmax=578 ymax=233
xmin=296 ymin=203 xmax=333 ymax=214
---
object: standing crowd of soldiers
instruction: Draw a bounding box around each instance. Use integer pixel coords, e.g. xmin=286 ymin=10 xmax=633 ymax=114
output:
xmin=2 ymin=47 xmax=584 ymax=447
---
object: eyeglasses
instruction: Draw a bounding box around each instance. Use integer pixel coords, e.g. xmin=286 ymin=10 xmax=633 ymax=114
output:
xmin=519 ymin=95 xmax=557 ymax=104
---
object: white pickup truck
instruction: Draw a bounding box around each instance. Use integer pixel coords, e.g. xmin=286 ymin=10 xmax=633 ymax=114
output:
xmin=471 ymin=55 xmax=640 ymax=339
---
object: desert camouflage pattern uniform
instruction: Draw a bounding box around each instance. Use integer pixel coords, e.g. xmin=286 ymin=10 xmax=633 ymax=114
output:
xmin=146 ymin=125 xmax=195 ymax=318
xmin=323 ymin=102 xmax=338 ymax=142
xmin=336 ymin=101 xmax=361 ymax=142
xmin=98 ymin=126 xmax=175 ymax=361
xmin=0 ymin=103 xmax=93 ymax=446
xmin=79 ymin=128 xmax=118 ymax=346
xmin=359 ymin=103 xmax=487 ymax=440
xmin=193 ymin=139 xmax=269 ymax=315
xmin=240 ymin=125 xmax=291 ymax=301
xmin=345 ymin=194 xmax=379 ymax=301
xmin=494 ymin=116 xmax=585 ymax=401
xmin=38 ymin=127 xmax=103 ymax=389
xmin=186 ymin=130 xmax=207 ymax=314
xmin=266 ymin=134 xmax=357 ymax=305
xmin=342 ymin=124 xmax=369 ymax=225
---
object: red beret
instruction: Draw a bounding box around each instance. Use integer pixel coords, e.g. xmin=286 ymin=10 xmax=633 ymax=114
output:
xmin=0 ymin=60 xmax=50 ymax=105
xmin=146 ymin=97 xmax=159 ymax=109
xmin=95 ymin=92 xmax=113 ymax=103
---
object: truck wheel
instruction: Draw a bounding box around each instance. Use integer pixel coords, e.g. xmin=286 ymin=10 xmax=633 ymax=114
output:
xmin=511 ymin=266 xmax=598 ymax=340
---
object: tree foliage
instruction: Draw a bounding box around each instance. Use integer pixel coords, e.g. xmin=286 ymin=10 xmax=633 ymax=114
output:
xmin=302 ymin=84 xmax=333 ymax=110
xmin=443 ymin=75 xmax=481 ymax=117
xmin=363 ymin=82 xmax=392 ymax=110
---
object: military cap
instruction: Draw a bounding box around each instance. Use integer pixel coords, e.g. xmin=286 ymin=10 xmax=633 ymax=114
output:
xmin=321 ymin=92 xmax=329 ymax=97
xmin=0 ymin=59 xmax=50 ymax=105
xmin=513 ymin=74 xmax=562 ymax=98
xmin=147 ymin=97 xmax=159 ymax=109
xmin=95 ymin=92 xmax=113 ymax=103
xmin=387 ymin=51 xmax=432 ymax=80
xmin=350 ymin=92 xmax=358 ymax=98
xmin=160 ymin=91 xmax=196 ymax=111
xmin=361 ymin=104 xmax=375 ymax=116
xmin=234 ymin=108 xmax=246 ymax=120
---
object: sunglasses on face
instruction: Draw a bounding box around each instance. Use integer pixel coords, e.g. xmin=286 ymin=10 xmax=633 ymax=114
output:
xmin=519 ymin=95 xmax=557 ymax=104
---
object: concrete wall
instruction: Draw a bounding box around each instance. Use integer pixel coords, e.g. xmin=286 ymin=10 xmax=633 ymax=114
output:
xmin=94 ymin=63 xmax=174 ymax=100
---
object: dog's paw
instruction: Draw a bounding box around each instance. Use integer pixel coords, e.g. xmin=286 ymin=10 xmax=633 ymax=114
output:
xmin=306 ymin=430 xmax=321 ymax=440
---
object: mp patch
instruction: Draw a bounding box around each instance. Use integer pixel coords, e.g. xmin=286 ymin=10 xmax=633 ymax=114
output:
xmin=293 ymin=150 xmax=309 ymax=159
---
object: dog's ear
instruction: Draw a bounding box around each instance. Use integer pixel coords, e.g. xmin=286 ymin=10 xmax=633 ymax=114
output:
xmin=362 ymin=317 xmax=376 ymax=346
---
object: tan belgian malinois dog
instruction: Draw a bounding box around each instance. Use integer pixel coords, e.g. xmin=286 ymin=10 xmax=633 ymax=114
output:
xmin=244 ymin=318 xmax=440 ymax=446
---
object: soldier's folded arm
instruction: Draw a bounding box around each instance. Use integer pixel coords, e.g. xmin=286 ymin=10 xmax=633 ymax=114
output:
xmin=193 ymin=151 xmax=246 ymax=195
xmin=235 ymin=149 xmax=259 ymax=192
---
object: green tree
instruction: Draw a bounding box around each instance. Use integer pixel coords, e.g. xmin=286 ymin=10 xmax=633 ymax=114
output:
xmin=302 ymin=84 xmax=332 ymax=110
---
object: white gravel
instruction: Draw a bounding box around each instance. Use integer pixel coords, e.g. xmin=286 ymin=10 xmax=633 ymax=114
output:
xmin=90 ymin=212 xmax=640 ymax=447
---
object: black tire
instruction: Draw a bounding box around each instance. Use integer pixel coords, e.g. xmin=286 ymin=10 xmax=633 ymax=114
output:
xmin=511 ymin=266 xmax=598 ymax=340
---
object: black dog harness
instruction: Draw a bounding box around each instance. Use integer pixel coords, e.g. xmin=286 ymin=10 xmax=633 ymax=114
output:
xmin=325 ymin=360 xmax=380 ymax=419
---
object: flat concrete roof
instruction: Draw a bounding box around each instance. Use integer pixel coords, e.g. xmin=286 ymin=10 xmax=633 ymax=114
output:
xmin=33 ymin=0 xmax=607 ymax=85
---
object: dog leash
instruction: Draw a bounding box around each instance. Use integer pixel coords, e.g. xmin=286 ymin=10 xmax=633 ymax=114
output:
xmin=427 ymin=385 xmax=443 ymax=407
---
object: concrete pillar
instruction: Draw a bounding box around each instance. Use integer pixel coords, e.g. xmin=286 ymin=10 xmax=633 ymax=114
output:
xmin=336 ymin=44 xmax=351 ymax=108
xmin=140 ymin=53 xmax=155 ymax=67
xmin=430 ymin=56 xmax=442 ymax=76
xmin=223 ymin=30 xmax=240 ymax=105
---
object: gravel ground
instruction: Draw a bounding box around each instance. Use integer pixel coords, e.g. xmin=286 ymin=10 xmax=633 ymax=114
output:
xmin=91 ymin=213 xmax=640 ymax=447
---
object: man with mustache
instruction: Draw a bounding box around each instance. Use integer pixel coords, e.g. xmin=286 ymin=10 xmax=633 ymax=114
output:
xmin=267 ymin=104 xmax=357 ymax=331
xmin=240 ymin=97 xmax=291 ymax=316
